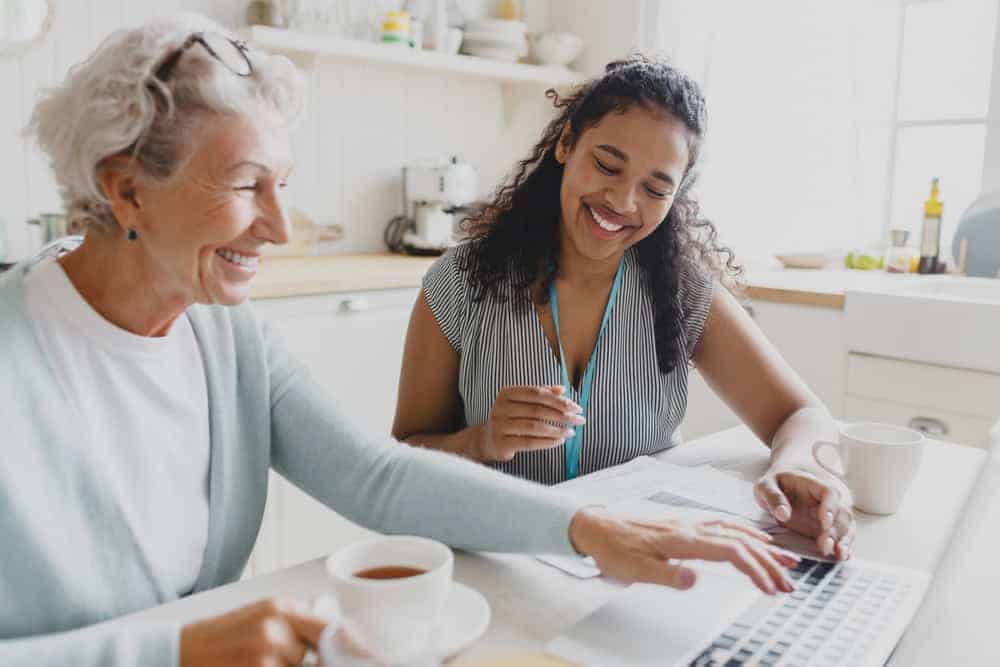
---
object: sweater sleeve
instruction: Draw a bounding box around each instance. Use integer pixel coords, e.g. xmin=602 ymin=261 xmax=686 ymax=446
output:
xmin=264 ymin=324 xmax=585 ymax=556
xmin=0 ymin=620 xmax=180 ymax=667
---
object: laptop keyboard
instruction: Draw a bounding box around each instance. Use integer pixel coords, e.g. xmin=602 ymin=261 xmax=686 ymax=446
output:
xmin=688 ymin=557 xmax=916 ymax=666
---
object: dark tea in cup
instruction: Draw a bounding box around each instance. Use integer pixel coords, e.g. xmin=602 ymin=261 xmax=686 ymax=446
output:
xmin=354 ymin=566 xmax=427 ymax=580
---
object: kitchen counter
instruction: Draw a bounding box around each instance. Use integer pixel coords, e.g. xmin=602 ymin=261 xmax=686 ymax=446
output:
xmin=741 ymin=268 xmax=938 ymax=310
xmin=253 ymin=253 xmax=938 ymax=309
xmin=252 ymin=253 xmax=436 ymax=299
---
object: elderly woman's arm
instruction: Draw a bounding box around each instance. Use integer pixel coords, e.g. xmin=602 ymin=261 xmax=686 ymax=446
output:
xmin=266 ymin=325 xmax=585 ymax=555
xmin=0 ymin=620 xmax=179 ymax=667
xmin=264 ymin=326 xmax=798 ymax=601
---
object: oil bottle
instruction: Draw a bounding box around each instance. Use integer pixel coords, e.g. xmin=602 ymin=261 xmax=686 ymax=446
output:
xmin=918 ymin=178 xmax=943 ymax=274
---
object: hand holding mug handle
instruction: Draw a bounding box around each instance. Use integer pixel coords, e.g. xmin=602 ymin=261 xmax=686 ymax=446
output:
xmin=812 ymin=441 xmax=848 ymax=483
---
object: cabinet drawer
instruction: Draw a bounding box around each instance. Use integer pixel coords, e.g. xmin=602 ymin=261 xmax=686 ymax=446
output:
xmin=844 ymin=396 xmax=994 ymax=448
xmin=846 ymin=354 xmax=1000 ymax=420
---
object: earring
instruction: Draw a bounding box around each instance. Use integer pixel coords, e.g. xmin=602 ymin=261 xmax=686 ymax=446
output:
xmin=126 ymin=228 xmax=139 ymax=241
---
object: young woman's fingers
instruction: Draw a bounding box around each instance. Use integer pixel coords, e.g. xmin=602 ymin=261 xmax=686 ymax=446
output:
xmin=499 ymin=418 xmax=574 ymax=440
xmin=504 ymin=385 xmax=582 ymax=414
xmin=834 ymin=509 xmax=856 ymax=560
xmin=815 ymin=484 xmax=840 ymax=531
xmin=501 ymin=402 xmax=586 ymax=426
xmin=500 ymin=434 xmax=567 ymax=453
xmin=754 ymin=476 xmax=792 ymax=523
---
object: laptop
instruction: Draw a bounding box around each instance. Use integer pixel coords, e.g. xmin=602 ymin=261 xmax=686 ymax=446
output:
xmin=547 ymin=551 xmax=930 ymax=667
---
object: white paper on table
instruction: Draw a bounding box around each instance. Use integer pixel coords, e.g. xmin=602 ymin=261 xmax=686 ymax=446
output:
xmin=538 ymin=457 xmax=783 ymax=578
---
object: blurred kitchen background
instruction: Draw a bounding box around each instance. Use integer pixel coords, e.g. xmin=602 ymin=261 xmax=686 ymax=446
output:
xmin=2 ymin=0 xmax=997 ymax=266
xmin=2 ymin=0 xmax=998 ymax=574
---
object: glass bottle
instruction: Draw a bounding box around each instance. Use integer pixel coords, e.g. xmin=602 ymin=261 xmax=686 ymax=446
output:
xmin=918 ymin=178 xmax=943 ymax=274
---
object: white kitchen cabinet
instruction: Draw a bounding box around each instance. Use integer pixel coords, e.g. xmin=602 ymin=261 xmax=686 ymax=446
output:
xmin=845 ymin=353 xmax=1000 ymax=448
xmin=683 ymin=299 xmax=846 ymax=440
xmin=246 ymin=288 xmax=419 ymax=575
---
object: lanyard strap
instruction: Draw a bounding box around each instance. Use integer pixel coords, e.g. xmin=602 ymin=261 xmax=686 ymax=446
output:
xmin=549 ymin=259 xmax=625 ymax=479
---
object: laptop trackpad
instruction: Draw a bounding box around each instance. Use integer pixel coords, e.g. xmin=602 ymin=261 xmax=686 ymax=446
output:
xmin=547 ymin=564 xmax=761 ymax=667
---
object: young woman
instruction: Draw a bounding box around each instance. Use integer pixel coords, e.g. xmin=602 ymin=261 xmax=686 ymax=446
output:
xmin=394 ymin=56 xmax=855 ymax=562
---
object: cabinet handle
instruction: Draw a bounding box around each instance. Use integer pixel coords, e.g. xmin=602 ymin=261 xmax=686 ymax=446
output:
xmin=908 ymin=416 xmax=949 ymax=437
xmin=339 ymin=297 xmax=371 ymax=313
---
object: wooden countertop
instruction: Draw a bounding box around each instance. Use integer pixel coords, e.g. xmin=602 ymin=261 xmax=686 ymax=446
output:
xmin=253 ymin=253 xmax=931 ymax=309
xmin=252 ymin=253 xmax=436 ymax=299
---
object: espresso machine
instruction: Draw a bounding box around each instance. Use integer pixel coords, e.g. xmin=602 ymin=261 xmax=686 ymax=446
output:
xmin=384 ymin=157 xmax=478 ymax=255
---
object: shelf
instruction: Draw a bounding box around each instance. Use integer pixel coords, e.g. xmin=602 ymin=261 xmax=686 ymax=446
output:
xmin=241 ymin=25 xmax=585 ymax=87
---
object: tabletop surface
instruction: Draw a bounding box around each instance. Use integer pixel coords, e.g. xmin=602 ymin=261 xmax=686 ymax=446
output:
xmin=121 ymin=426 xmax=993 ymax=665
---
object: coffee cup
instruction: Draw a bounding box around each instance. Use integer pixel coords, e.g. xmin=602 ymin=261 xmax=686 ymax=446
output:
xmin=812 ymin=422 xmax=925 ymax=515
xmin=323 ymin=536 xmax=453 ymax=664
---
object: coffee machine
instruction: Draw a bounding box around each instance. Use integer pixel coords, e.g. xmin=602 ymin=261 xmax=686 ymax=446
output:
xmin=384 ymin=157 xmax=478 ymax=255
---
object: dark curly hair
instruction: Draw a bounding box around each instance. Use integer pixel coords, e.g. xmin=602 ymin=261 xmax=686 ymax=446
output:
xmin=458 ymin=54 xmax=741 ymax=374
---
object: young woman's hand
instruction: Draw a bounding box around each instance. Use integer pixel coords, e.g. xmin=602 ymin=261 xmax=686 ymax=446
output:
xmin=755 ymin=465 xmax=856 ymax=561
xmin=568 ymin=507 xmax=798 ymax=594
xmin=477 ymin=385 xmax=586 ymax=462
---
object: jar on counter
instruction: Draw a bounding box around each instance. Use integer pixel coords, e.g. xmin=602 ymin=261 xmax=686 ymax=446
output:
xmin=246 ymin=0 xmax=283 ymax=27
xmin=885 ymin=228 xmax=914 ymax=273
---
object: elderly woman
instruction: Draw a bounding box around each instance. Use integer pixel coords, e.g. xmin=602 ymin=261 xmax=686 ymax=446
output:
xmin=0 ymin=15 xmax=796 ymax=667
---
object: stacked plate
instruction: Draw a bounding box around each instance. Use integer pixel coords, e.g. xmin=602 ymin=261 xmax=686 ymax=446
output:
xmin=461 ymin=19 xmax=527 ymax=62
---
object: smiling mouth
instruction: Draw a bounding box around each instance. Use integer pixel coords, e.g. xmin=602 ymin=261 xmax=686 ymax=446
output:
xmin=586 ymin=204 xmax=632 ymax=233
xmin=215 ymin=248 xmax=260 ymax=269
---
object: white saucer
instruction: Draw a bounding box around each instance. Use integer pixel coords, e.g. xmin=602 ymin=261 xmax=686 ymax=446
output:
xmin=434 ymin=582 xmax=491 ymax=659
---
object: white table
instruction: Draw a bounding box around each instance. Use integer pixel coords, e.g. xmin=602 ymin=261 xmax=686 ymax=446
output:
xmin=125 ymin=426 xmax=994 ymax=665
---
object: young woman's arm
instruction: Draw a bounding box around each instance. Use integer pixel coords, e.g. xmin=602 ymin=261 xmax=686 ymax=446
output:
xmin=693 ymin=286 xmax=855 ymax=560
xmin=392 ymin=291 xmax=580 ymax=462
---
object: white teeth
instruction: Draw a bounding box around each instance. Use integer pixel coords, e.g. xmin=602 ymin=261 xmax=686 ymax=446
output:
xmin=216 ymin=248 xmax=259 ymax=268
xmin=589 ymin=206 xmax=624 ymax=232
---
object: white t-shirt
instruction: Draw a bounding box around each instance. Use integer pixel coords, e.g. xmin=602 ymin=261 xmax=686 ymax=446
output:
xmin=24 ymin=258 xmax=210 ymax=598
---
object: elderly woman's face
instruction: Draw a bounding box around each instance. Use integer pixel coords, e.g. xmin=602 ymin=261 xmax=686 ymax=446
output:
xmin=134 ymin=112 xmax=293 ymax=305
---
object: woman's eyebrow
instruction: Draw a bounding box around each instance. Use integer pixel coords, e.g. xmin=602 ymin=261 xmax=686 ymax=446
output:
xmin=226 ymin=160 xmax=271 ymax=175
xmin=596 ymin=144 xmax=675 ymax=187
xmin=596 ymin=144 xmax=627 ymax=161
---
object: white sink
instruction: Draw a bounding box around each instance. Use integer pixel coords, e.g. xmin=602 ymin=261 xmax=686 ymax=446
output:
xmin=844 ymin=277 xmax=1000 ymax=374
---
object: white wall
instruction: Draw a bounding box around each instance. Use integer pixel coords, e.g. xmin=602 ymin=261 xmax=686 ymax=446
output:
xmin=0 ymin=0 xmax=558 ymax=261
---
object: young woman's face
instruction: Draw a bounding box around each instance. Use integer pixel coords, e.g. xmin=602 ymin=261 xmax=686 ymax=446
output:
xmin=556 ymin=105 xmax=692 ymax=263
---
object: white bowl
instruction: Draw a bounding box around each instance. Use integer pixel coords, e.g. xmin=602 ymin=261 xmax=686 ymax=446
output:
xmin=529 ymin=32 xmax=583 ymax=66
xmin=464 ymin=18 xmax=527 ymax=38
xmin=461 ymin=44 xmax=524 ymax=62
xmin=774 ymin=252 xmax=829 ymax=270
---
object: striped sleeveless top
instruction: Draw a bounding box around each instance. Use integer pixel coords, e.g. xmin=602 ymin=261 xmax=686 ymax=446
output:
xmin=422 ymin=243 xmax=715 ymax=485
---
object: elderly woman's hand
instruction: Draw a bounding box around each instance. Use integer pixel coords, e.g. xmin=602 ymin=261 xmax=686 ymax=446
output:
xmin=179 ymin=597 xmax=368 ymax=666
xmin=754 ymin=465 xmax=855 ymax=561
xmin=568 ymin=507 xmax=798 ymax=594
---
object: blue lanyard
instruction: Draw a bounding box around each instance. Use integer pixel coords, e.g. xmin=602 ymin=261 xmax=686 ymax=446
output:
xmin=549 ymin=259 xmax=625 ymax=479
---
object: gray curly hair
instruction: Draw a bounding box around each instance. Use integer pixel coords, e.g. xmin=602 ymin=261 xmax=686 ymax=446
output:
xmin=28 ymin=13 xmax=305 ymax=235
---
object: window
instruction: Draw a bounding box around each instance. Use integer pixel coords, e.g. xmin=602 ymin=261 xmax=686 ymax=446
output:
xmin=888 ymin=0 xmax=996 ymax=259
xmin=648 ymin=0 xmax=998 ymax=263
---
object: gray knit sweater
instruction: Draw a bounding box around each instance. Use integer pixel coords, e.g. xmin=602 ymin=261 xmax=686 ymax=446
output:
xmin=0 ymin=259 xmax=583 ymax=666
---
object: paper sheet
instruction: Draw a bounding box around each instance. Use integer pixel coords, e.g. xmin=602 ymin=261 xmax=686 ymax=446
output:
xmin=538 ymin=457 xmax=782 ymax=578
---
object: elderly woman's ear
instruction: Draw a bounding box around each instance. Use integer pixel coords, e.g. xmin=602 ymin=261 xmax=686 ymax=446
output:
xmin=97 ymin=157 xmax=143 ymax=230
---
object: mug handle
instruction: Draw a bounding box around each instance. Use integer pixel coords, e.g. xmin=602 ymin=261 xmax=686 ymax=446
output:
xmin=812 ymin=441 xmax=847 ymax=483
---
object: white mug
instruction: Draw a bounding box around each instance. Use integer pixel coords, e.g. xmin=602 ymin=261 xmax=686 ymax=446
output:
xmin=812 ymin=422 xmax=925 ymax=515
xmin=323 ymin=536 xmax=453 ymax=665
